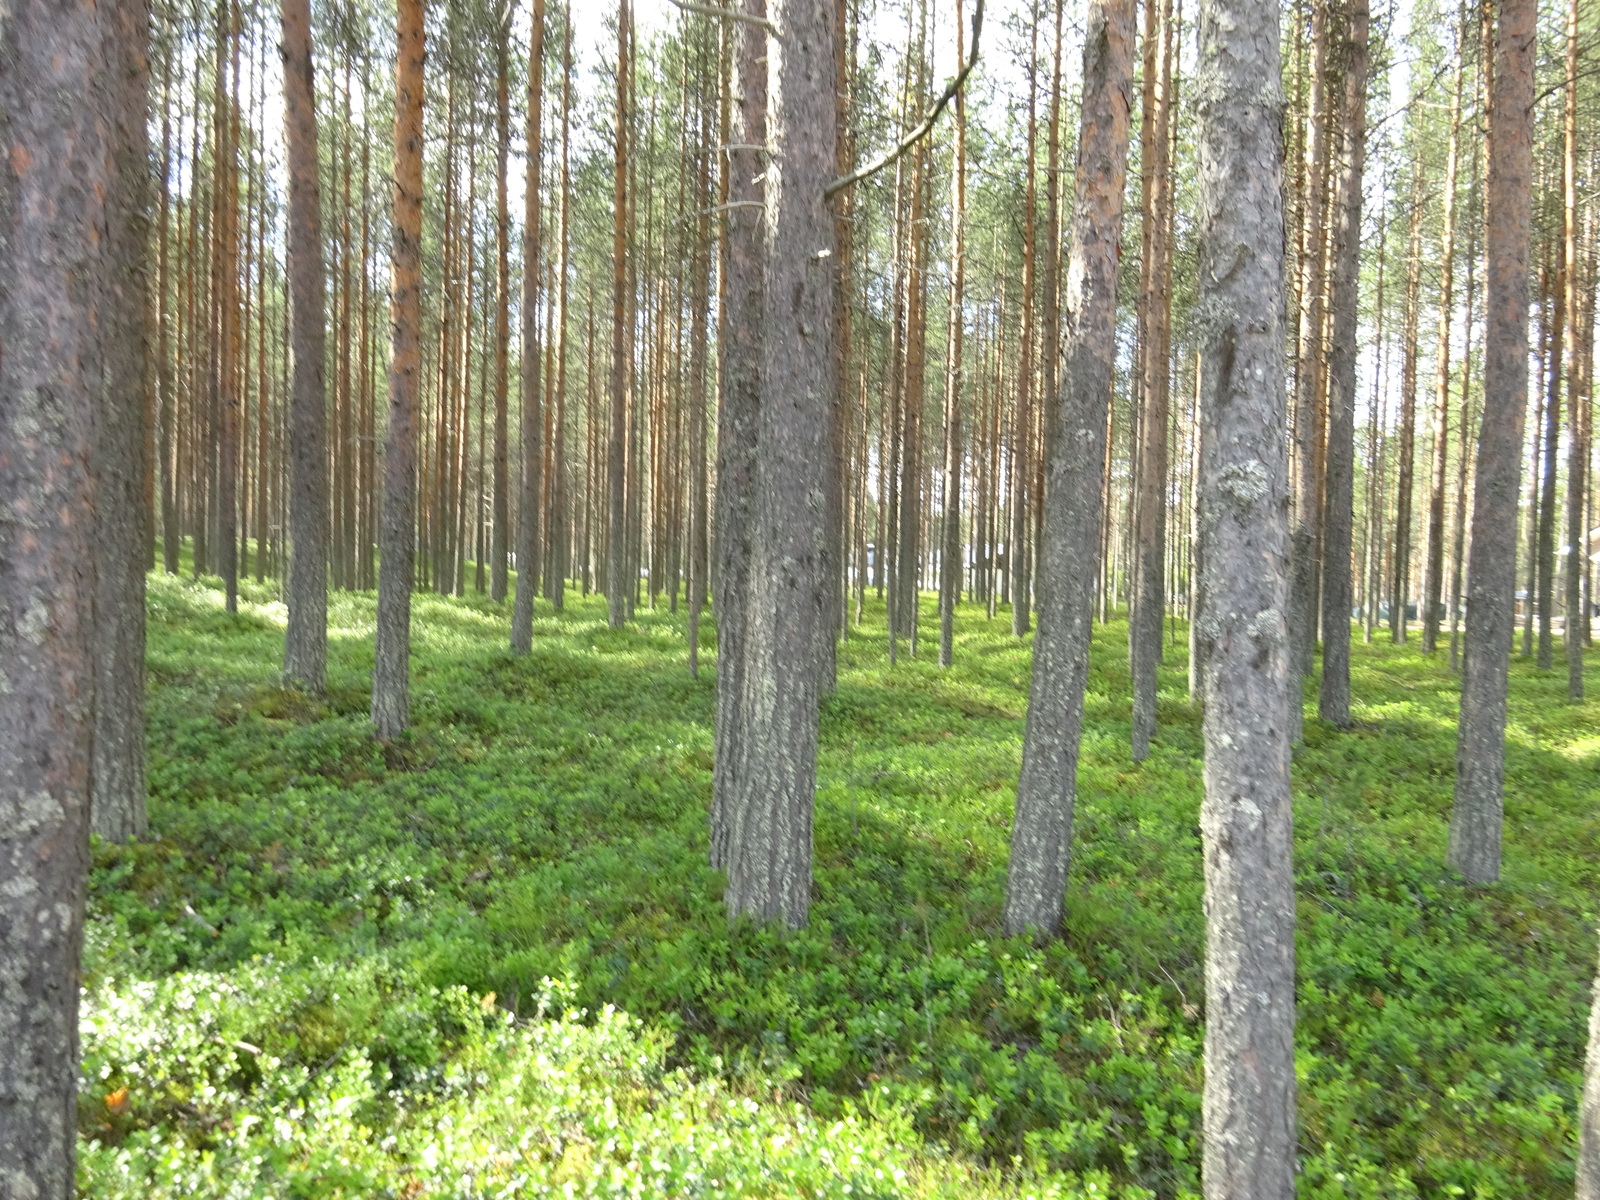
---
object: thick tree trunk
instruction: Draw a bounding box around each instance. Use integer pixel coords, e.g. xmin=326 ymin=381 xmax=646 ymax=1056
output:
xmin=0 ymin=0 xmax=120 ymax=1187
xmin=1003 ymin=0 xmax=1134 ymax=938
xmin=1317 ymin=0 xmax=1366 ymax=728
xmin=710 ymin=0 xmax=766 ymax=871
xmin=1131 ymin=0 xmax=1173 ymax=761
xmin=1193 ymin=0 xmax=1297 ymax=1188
xmin=1448 ymin=0 xmax=1532 ymax=885
xmin=513 ymin=0 xmax=547 ymax=650
xmin=281 ymin=0 xmax=329 ymax=695
xmin=92 ymin=0 xmax=152 ymax=843
xmin=722 ymin=0 xmax=836 ymax=928
xmin=372 ymin=0 xmax=425 ymax=741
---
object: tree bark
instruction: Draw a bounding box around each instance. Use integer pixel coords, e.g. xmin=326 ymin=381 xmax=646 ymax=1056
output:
xmin=0 ymin=0 xmax=119 ymax=1187
xmin=1193 ymin=0 xmax=1297 ymax=1187
xmin=1391 ymin=176 xmax=1425 ymax=643
xmin=513 ymin=0 xmax=548 ymax=648
xmin=1563 ymin=0 xmax=1586 ymax=697
xmin=1131 ymin=0 xmax=1173 ymax=760
xmin=938 ymin=0 xmax=968 ymax=671
xmin=607 ymin=0 xmax=630 ymax=630
xmin=1003 ymin=0 xmax=1134 ymax=938
xmin=281 ymin=0 xmax=329 ymax=694
xmin=1421 ymin=17 xmax=1465 ymax=656
xmin=491 ymin=9 xmax=512 ymax=604
xmin=1317 ymin=0 xmax=1366 ymax=728
xmin=710 ymin=0 xmax=766 ymax=871
xmin=722 ymin=0 xmax=836 ymax=928
xmin=1448 ymin=0 xmax=1532 ymax=885
xmin=372 ymin=0 xmax=425 ymax=741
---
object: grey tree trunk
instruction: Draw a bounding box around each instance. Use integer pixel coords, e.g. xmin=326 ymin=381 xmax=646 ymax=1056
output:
xmin=1317 ymin=0 xmax=1366 ymax=729
xmin=1448 ymin=0 xmax=1533 ymax=885
xmin=1193 ymin=0 xmax=1298 ymax=1188
xmin=94 ymin=0 xmax=152 ymax=842
xmin=0 ymin=0 xmax=118 ymax=1188
xmin=491 ymin=12 xmax=512 ymax=605
xmin=372 ymin=0 xmax=425 ymax=741
xmin=1579 ymin=938 xmax=1600 ymax=1197
xmin=512 ymin=0 xmax=547 ymax=652
xmin=939 ymin=4 xmax=967 ymax=672
xmin=1003 ymin=0 xmax=1134 ymax=938
xmin=606 ymin=0 xmax=630 ymax=630
xmin=710 ymin=0 xmax=765 ymax=872
xmin=722 ymin=0 xmax=836 ymax=928
xmin=281 ymin=0 xmax=330 ymax=696
xmin=1563 ymin=0 xmax=1586 ymax=699
xmin=1131 ymin=0 xmax=1172 ymax=762
xmin=1288 ymin=0 xmax=1330 ymax=710
xmin=1420 ymin=19 xmax=1465 ymax=657
xmin=1536 ymin=261 xmax=1560 ymax=673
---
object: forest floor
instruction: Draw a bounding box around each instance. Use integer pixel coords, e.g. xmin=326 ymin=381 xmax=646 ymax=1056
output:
xmin=79 ymin=563 xmax=1599 ymax=1198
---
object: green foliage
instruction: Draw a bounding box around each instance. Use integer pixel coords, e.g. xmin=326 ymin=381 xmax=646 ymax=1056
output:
xmin=83 ymin=570 xmax=1599 ymax=1196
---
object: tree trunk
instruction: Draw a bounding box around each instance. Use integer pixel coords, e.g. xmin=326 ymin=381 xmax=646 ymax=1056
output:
xmin=1316 ymin=0 xmax=1366 ymax=728
xmin=1421 ymin=16 xmax=1465 ymax=656
xmin=0 ymin=0 xmax=122 ymax=1186
xmin=1448 ymin=0 xmax=1532 ymax=885
xmin=1193 ymin=0 xmax=1297 ymax=1187
xmin=281 ymin=0 xmax=329 ymax=694
xmin=607 ymin=0 xmax=630 ymax=630
xmin=710 ymin=0 xmax=765 ymax=872
xmin=938 ymin=0 xmax=968 ymax=671
xmin=1003 ymin=0 xmax=1134 ymax=937
xmin=722 ymin=0 xmax=836 ymax=928
xmin=1391 ymin=176 xmax=1425 ymax=642
xmin=1580 ymin=937 xmax=1600 ymax=1197
xmin=1564 ymin=0 xmax=1586 ymax=697
xmin=491 ymin=10 xmax=512 ymax=604
xmin=513 ymin=0 xmax=548 ymax=648
xmin=1288 ymin=0 xmax=1331 ymax=696
xmin=372 ymin=0 xmax=425 ymax=741
xmin=1132 ymin=0 xmax=1174 ymax=760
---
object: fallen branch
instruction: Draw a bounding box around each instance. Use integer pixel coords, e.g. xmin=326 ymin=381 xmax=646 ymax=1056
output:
xmin=825 ymin=0 xmax=983 ymax=199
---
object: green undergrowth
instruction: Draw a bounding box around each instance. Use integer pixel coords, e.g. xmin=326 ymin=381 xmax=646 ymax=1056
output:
xmin=81 ymin=559 xmax=1599 ymax=1197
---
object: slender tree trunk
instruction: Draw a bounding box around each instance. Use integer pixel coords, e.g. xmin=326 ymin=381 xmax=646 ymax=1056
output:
xmin=513 ymin=0 xmax=548 ymax=649
xmin=1421 ymin=18 xmax=1466 ymax=656
xmin=1563 ymin=0 xmax=1586 ymax=697
xmin=215 ymin=3 xmax=240 ymax=612
xmin=1132 ymin=0 xmax=1174 ymax=760
xmin=1288 ymin=0 xmax=1330 ymax=696
xmin=1391 ymin=177 xmax=1424 ymax=642
xmin=1537 ymin=243 xmax=1562 ymax=672
xmin=722 ymin=0 xmax=836 ymax=928
xmin=939 ymin=0 xmax=968 ymax=670
xmin=1012 ymin=6 xmax=1039 ymax=639
xmin=1003 ymin=0 xmax=1134 ymax=937
xmin=491 ymin=10 xmax=512 ymax=603
xmin=1317 ymin=0 xmax=1366 ymax=727
xmin=281 ymin=0 xmax=329 ymax=694
xmin=372 ymin=0 xmax=425 ymax=740
xmin=1448 ymin=0 xmax=1532 ymax=884
xmin=1193 ymin=0 xmax=1297 ymax=1190
xmin=607 ymin=0 xmax=630 ymax=630
xmin=0 ymin=0 xmax=123 ymax=1186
